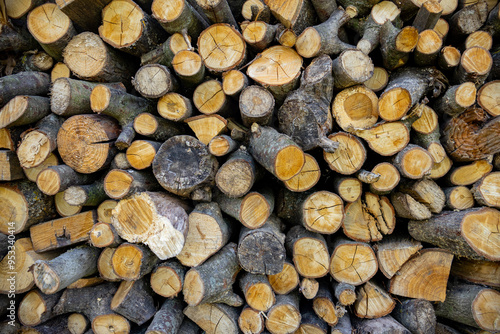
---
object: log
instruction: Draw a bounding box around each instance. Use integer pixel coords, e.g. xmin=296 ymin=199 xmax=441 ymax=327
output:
xmin=411 ymin=104 xmax=447 ymax=163
xmin=33 ymin=245 xmax=100 ymax=294
xmin=352 ymin=316 xmax=410 ymax=334
xmin=471 ymin=172 xmax=500 ymax=207
xmin=242 ymin=0 xmax=271 ymax=22
xmin=353 ymin=280 xmax=395 ymax=319
xmin=433 ymin=82 xmax=477 ymax=117
xmin=185 ymin=114 xmax=228 ymax=146
xmin=285 ymin=225 xmax=330 ymax=278
xmin=223 ymin=70 xmax=249 ymax=99
xmin=369 ymin=162 xmax=400 ymax=194
xmin=283 ymin=153 xmax=320 ymax=192
xmin=51 ymin=62 xmax=71 ymax=81
xmin=36 ymin=164 xmax=94 ymax=196
xmin=331 ymin=313 xmax=352 ymax=334
xmin=184 ymin=242 xmax=243 ymax=307
xmin=64 ymin=179 xmax=107 ymax=207
xmin=398 ymin=178 xmax=445 ymax=213
xmin=414 ymin=29 xmax=442 ymax=66
xmin=435 ymin=282 xmax=500 ymax=332
xmin=265 ymin=293 xmax=301 ymax=334
xmin=153 ymin=135 xmax=218 ymax=198
xmin=30 ymin=210 xmax=97 ymax=252
xmin=172 ymin=50 xmax=206 ymax=90
xmin=0 ymin=22 xmax=39 ymax=53
xmin=331 ymin=85 xmax=379 ymax=132
xmin=54 ymin=191 xmax=82 ymax=217
xmin=18 ymin=290 xmax=63 ymax=326
xmin=453 ymin=47 xmax=492 ymax=86
xmin=133 ymin=113 xmax=185 ymax=142
xmin=111 ymin=191 xmax=189 ymax=260
xmin=184 ymin=303 xmax=239 ymax=334
xmin=323 ymin=132 xmax=366 ymax=175
xmin=478 ymin=80 xmax=500 ymax=117
xmin=111 ymin=243 xmax=159 ymax=281
xmin=132 ymin=64 xmax=178 ymax=99
xmin=55 ymin=0 xmax=113 ymax=32
xmin=89 ymin=222 xmax=123 ymax=248
xmin=312 ymin=281 xmax=339 ymax=326
xmin=97 ymin=247 xmax=121 ymax=282
xmin=408 ymin=207 xmax=500 ymax=261
xmin=446 ymin=160 xmax=492 ymax=186
xmin=238 ymin=215 xmax=286 ymax=275
xmin=333 ymin=281 xmax=356 ymax=306
xmin=238 ymin=305 xmax=265 ymax=334
xmin=0 ymin=71 xmax=50 ymax=108
xmin=104 ymin=169 xmax=160 ymax=200
xmin=240 ymin=272 xmax=276 ymax=311
xmin=451 ymin=258 xmax=500 ymax=287
xmin=124 ymin=140 xmax=161 ymax=170
xmin=438 ymin=46 xmax=461 ymax=71
xmin=152 ymin=0 xmax=208 ymax=39
xmin=267 ymin=259 xmax=299 ymax=295
xmin=239 ymin=85 xmax=274 ymax=127
xmin=353 ymin=120 xmax=411 ymax=156
xmin=110 ymin=278 xmax=157 ymax=325
xmin=145 ymin=298 xmax=184 ymax=334
xmin=177 ymin=202 xmax=231 ymax=267
xmin=194 ymin=0 xmax=238 ymax=26
xmin=0 ymin=95 xmax=50 ymax=128
xmin=264 ymin=0 xmax=316 ymax=34
xmin=392 ymin=144 xmax=433 ymax=179
xmin=13 ymin=50 xmax=53 ymax=73
xmin=242 ymin=21 xmax=278 ymax=51
xmin=150 ymin=259 xmax=186 ymax=297
xmin=444 ymin=186 xmax=474 ymax=210
xmin=67 ymin=313 xmax=89 ymax=334
xmin=300 ymin=277 xmax=319 ymax=299
xmin=295 ymin=307 xmax=328 ymax=334
xmin=448 ymin=0 xmax=488 ymax=39
xmin=216 ymin=146 xmax=259 ymax=198
xmin=208 ymin=135 xmax=239 ymax=157
xmin=364 ymin=67 xmax=388 ymax=92
xmin=333 ymin=177 xmax=362 ymax=203
xmin=375 ymin=237 xmax=422 ymax=279
xmin=392 ymin=298 xmax=436 ymax=334
xmin=140 ymin=32 xmax=192 ymax=67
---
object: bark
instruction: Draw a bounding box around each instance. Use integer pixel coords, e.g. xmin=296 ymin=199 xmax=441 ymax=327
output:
xmin=36 ymin=164 xmax=95 ymax=195
xmin=268 ymin=259 xmax=299 ymax=295
xmin=140 ymin=32 xmax=192 ymax=67
xmin=333 ymin=281 xmax=356 ymax=306
xmin=392 ymin=298 xmax=436 ymax=334
xmin=312 ymin=281 xmax=338 ymax=325
xmin=265 ymin=0 xmax=316 ymax=34
xmin=145 ymin=298 xmax=184 ymax=334
xmin=471 ymin=172 xmax=500 ymax=207
xmin=265 ymin=293 xmax=301 ymax=334
xmin=353 ymin=280 xmax=395 ymax=319
xmin=0 ymin=23 xmax=39 ymax=53
xmin=240 ymin=272 xmax=276 ymax=311
xmin=152 ymin=0 xmax=209 ymax=39
xmin=352 ymin=316 xmax=410 ymax=334
xmin=13 ymin=51 xmax=53 ymax=73
xmin=0 ymin=95 xmax=50 ymax=128
xmin=18 ymin=290 xmax=63 ymax=326
xmin=133 ymin=113 xmax=185 ymax=142
xmin=89 ymin=222 xmax=123 ymax=248
xmin=110 ymin=278 xmax=157 ymax=325
xmin=55 ymin=0 xmax=112 ymax=32
xmin=239 ymin=85 xmax=275 ymax=127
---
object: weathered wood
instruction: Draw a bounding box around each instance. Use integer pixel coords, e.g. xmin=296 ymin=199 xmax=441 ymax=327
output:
xmin=184 ymin=303 xmax=239 ymax=334
xmin=375 ymin=237 xmax=422 ymax=279
xmin=312 ymin=281 xmax=339 ymax=326
xmin=36 ymin=164 xmax=94 ymax=196
xmin=451 ymin=258 xmax=500 ymax=287
xmin=352 ymin=316 xmax=410 ymax=334
xmin=141 ymin=32 xmax=192 ymax=67
xmin=146 ymin=298 xmax=184 ymax=334
xmin=89 ymin=222 xmax=123 ymax=248
xmin=354 ymin=280 xmax=395 ymax=319
xmin=471 ymin=172 xmax=500 ymax=208
xmin=238 ymin=305 xmax=265 ymax=334
xmin=152 ymin=0 xmax=208 ymax=39
xmin=132 ymin=64 xmax=178 ymax=99
xmin=111 ymin=278 xmax=157 ymax=325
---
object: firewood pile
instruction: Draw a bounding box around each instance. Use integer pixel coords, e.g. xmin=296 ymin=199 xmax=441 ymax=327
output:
xmin=0 ymin=0 xmax=499 ymax=333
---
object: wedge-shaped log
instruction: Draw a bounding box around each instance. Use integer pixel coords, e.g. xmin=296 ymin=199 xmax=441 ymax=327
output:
xmin=375 ymin=237 xmax=422 ymax=279
xmin=354 ymin=280 xmax=395 ymax=319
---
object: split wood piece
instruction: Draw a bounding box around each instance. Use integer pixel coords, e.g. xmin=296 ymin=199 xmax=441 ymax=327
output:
xmin=209 ymin=135 xmax=239 ymax=156
xmin=268 ymin=259 xmax=299 ymax=295
xmin=332 ymin=313 xmax=352 ymax=334
xmin=356 ymin=1 xmax=401 ymax=55
xmin=98 ymin=0 xmax=166 ymax=57
xmin=392 ymin=298 xmax=436 ymax=334
xmin=239 ymin=305 xmax=265 ymax=334
xmin=264 ymin=0 xmax=316 ymax=34
xmin=0 ymin=126 xmax=28 ymax=151
xmin=67 ymin=277 xmax=104 ymax=289
xmin=451 ymin=258 xmax=500 ymax=287
xmin=435 ymin=282 xmax=500 ymax=332
xmin=54 ymin=191 xmax=82 ymax=217
xmin=442 ymin=107 xmax=500 ymax=161
xmin=279 ymin=54 xmax=337 ymax=152
xmin=389 ymin=248 xmax=453 ymax=301
xmin=157 ymin=92 xmax=193 ymax=122
xmin=18 ymin=290 xmax=62 ymax=326
xmin=300 ymin=277 xmax=319 ymax=299
xmin=246 ymin=45 xmax=303 ymax=103
xmin=13 ymin=51 xmax=53 ymax=73
xmin=465 ymin=30 xmax=493 ymax=50
xmin=438 ymin=46 xmax=461 ymax=71
xmin=392 ymin=144 xmax=433 ymax=179
xmin=112 ymin=191 xmax=189 ymax=260
xmin=276 ymin=189 xmax=344 ymax=234
xmin=375 ymin=237 xmax=422 ymax=279
xmin=286 ymin=225 xmax=330 ymax=278
xmin=478 ymin=80 xmax=500 ymax=117
xmin=17 ymin=114 xmax=63 ymax=169
xmin=0 ymin=95 xmax=50 ymax=128
xmin=97 ymin=248 xmax=121 ymax=282
xmin=51 ymin=62 xmax=71 ymax=82
xmin=414 ymin=29 xmax=442 ymax=66
xmin=238 ymin=215 xmax=286 ymax=275
xmin=97 ymin=199 xmax=117 ymax=224
xmin=63 ymin=32 xmax=136 ymax=83
xmin=398 ymin=178 xmax=445 ymax=213
xmin=444 ymin=186 xmax=474 ymax=210
xmin=265 ymin=293 xmax=301 ymax=334
xmin=352 ymin=316 xmax=410 ymax=334
xmin=448 ymin=0 xmax=488 ymax=39
xmin=391 ymin=191 xmax=431 ymax=220
xmin=57 ymin=114 xmax=120 ymax=174
xmin=412 ymin=0 xmax=442 ymax=32
xmin=364 ymin=67 xmax=388 ymax=92
xmin=89 ymin=223 xmax=123 ymax=248
xmin=33 ymin=246 xmax=100 ymax=294
xmin=152 ymin=0 xmax=208 ymax=39
xmin=51 ymin=78 xmax=125 ymax=117
xmin=133 ymin=113 xmax=184 ymax=142
xmin=90 ymin=85 xmax=155 ymax=149
xmin=140 ymin=32 xmax=192 ymax=67
xmin=454 ymin=47 xmax=492 ymax=86
xmin=193 ymin=80 xmax=232 ymax=116
xmin=53 ymin=282 xmax=130 ymax=334
xmin=0 ymin=180 xmax=56 ymax=235
xmin=111 ymin=243 xmax=158 ymax=281
xmin=313 ymin=282 xmax=339 ymax=326
xmin=172 ymin=50 xmax=206 ymax=90
xmin=222 ymin=70 xmax=249 ymax=98
xmin=332 ymin=85 xmax=378 ymax=132
xmin=0 ymin=238 xmax=57 ymax=294
xmin=296 ymin=307 xmax=328 ymax=334
xmin=323 ymin=132 xmax=366 ymax=175
xmin=333 ymin=177 xmax=362 ymax=202
xmin=283 ymin=153 xmax=320 ymax=192
xmin=333 ymin=281 xmax=356 ymax=306
xmin=125 ymin=140 xmax=161 ymax=170
xmin=55 ymin=0 xmax=112 ymax=32
xmin=177 ymin=202 xmax=230 ymax=267
xmin=27 ymin=3 xmax=76 ymax=60
xmin=249 ymin=123 xmax=304 ymax=181
xmin=239 ymin=85 xmax=274 ymax=127
xmin=198 ymin=24 xmax=246 ymax=74
xmin=184 ymin=242 xmax=242 ymax=306
xmin=36 ymin=164 xmax=94 ymax=196
xmin=64 ymin=180 xmax=107 ymax=207
xmin=354 ymin=280 xmax=395 ymax=319
xmin=111 ymin=277 xmax=157 ymax=325
xmin=240 ymin=272 xmax=276 ymax=311
xmin=153 ymin=135 xmax=218 ymax=198
xmin=342 ymin=192 xmax=396 ymax=242
xmin=187 ymin=114 xmax=228 ymax=146
xmin=132 ymin=64 xmax=178 ymax=99
xmin=330 ymin=238 xmax=378 ymax=286
xmin=30 ymin=210 xmax=97 ymax=252
xmin=409 ymin=207 xmax=500 ymax=261
xmin=216 ymin=147 xmax=259 ymax=198
xmin=0 ymin=150 xmax=23 ymax=181
xmin=369 ymin=163 xmax=400 ymax=195
xmin=242 ymin=0 xmax=271 ymax=21
xmin=378 ymin=67 xmax=447 ymax=121
xmin=447 ymin=160 xmax=493 ymax=186
xmin=145 ymin=298 xmax=184 ymax=334
xmin=0 ymin=22 xmax=39 ymax=53
xmin=353 ymin=121 xmax=411 ymax=157
xmin=242 ymin=21 xmax=277 ymax=51
xmin=471 ymin=172 xmax=500 ymax=208
xmin=295 ymin=8 xmax=354 ymax=58
xmin=184 ymin=303 xmax=239 ymax=334
xmin=150 ymin=259 xmax=186 ymax=297
xmin=275 ymin=24 xmax=297 ymax=47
